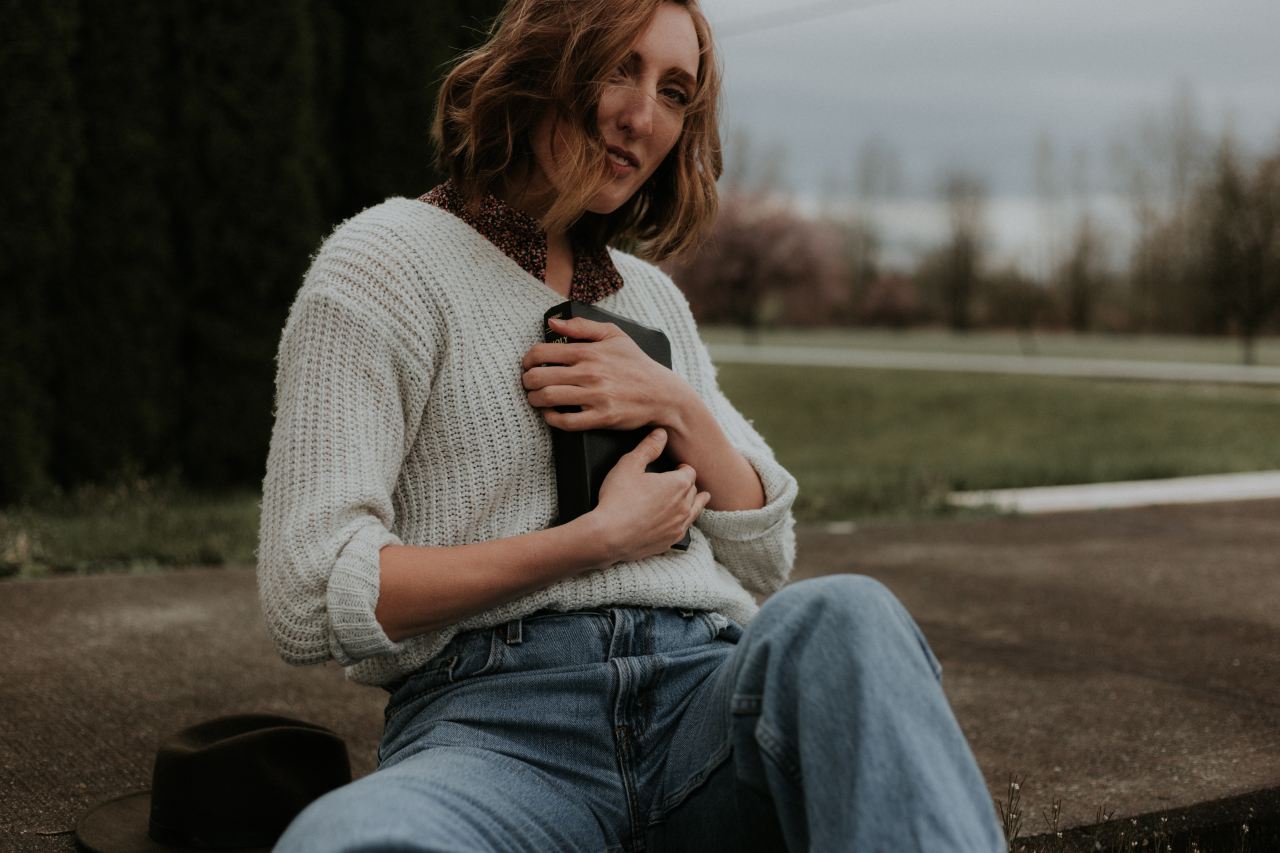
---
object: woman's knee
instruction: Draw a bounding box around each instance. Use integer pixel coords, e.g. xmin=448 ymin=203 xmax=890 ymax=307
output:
xmin=275 ymin=772 xmax=450 ymax=852
xmin=756 ymin=575 xmax=938 ymax=674
xmin=763 ymin=574 xmax=903 ymax=632
xmin=275 ymin=780 xmax=380 ymax=852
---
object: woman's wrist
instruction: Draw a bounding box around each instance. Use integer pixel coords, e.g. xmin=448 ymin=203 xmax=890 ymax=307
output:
xmin=659 ymin=375 xmax=702 ymax=436
xmin=569 ymin=509 xmax=620 ymax=572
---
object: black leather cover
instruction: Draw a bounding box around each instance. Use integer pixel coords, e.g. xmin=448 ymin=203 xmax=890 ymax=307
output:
xmin=542 ymin=300 xmax=691 ymax=551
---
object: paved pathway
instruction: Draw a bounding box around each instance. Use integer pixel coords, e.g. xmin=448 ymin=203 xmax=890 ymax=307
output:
xmin=708 ymin=343 xmax=1280 ymax=385
xmin=3 ymin=500 xmax=1278 ymax=849
xmin=949 ymin=470 xmax=1280 ymax=514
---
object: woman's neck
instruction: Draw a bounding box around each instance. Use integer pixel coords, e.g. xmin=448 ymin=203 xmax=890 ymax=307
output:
xmin=497 ymin=170 xmax=576 ymax=296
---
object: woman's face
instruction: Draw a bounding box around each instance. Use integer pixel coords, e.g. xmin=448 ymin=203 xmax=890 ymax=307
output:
xmin=531 ymin=2 xmax=700 ymax=216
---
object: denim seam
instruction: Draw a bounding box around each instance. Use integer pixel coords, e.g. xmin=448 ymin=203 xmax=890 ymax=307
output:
xmin=648 ymin=737 xmax=733 ymax=824
xmin=754 ymin=717 xmax=803 ymax=789
xmin=472 ymin=628 xmax=504 ymax=678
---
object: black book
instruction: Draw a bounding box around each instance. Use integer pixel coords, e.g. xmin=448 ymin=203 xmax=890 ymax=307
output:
xmin=542 ymin=300 xmax=691 ymax=551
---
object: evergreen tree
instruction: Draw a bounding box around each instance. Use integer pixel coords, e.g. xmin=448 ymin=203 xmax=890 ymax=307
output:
xmin=0 ymin=0 xmax=83 ymax=504
xmin=51 ymin=0 xmax=179 ymax=490
xmin=330 ymin=0 xmax=500 ymax=215
xmin=168 ymin=0 xmax=331 ymax=489
xmin=0 ymin=0 xmax=504 ymax=505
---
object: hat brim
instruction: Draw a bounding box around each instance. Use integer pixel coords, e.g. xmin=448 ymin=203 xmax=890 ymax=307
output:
xmin=75 ymin=791 xmax=271 ymax=853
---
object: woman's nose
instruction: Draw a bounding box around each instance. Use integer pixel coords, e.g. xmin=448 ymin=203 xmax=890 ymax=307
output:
xmin=617 ymin=87 xmax=656 ymax=138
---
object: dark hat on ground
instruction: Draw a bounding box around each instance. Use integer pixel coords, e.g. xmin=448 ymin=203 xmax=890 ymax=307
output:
xmin=75 ymin=714 xmax=352 ymax=852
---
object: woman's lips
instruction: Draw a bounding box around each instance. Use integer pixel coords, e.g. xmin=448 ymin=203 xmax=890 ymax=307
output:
xmin=607 ymin=145 xmax=639 ymax=177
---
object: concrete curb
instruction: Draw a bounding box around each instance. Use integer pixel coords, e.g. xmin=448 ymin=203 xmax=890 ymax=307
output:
xmin=707 ymin=343 xmax=1280 ymax=385
xmin=948 ymin=470 xmax=1280 ymax=514
xmin=1015 ymin=786 xmax=1280 ymax=852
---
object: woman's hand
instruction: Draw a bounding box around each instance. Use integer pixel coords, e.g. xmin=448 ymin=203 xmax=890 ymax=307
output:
xmin=590 ymin=428 xmax=711 ymax=563
xmin=520 ymin=316 xmax=690 ymax=432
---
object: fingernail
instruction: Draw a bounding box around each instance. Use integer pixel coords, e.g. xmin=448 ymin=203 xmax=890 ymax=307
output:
xmin=654 ymin=428 xmax=666 ymax=439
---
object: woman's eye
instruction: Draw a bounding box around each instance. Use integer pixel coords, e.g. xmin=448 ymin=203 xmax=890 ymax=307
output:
xmin=663 ymin=88 xmax=690 ymax=107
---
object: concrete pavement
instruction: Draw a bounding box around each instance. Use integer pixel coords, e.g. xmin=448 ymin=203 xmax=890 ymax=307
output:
xmin=2 ymin=499 xmax=1278 ymax=850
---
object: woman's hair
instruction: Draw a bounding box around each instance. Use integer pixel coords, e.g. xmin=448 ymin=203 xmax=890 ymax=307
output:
xmin=432 ymin=0 xmax=722 ymax=262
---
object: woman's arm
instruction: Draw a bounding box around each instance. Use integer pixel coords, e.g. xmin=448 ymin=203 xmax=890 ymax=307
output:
xmin=518 ymin=297 xmax=798 ymax=597
xmin=260 ymin=232 xmax=712 ymax=667
xmin=376 ymin=426 xmax=706 ymax=642
xmin=259 ymin=272 xmax=705 ymax=662
xmin=522 ymin=315 xmax=764 ymax=512
xmin=375 ymin=514 xmax=608 ymax=642
xmin=662 ymin=380 xmax=766 ymax=512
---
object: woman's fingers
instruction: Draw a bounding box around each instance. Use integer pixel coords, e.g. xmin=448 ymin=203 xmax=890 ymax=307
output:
xmin=521 ymin=363 xmax=576 ymax=390
xmin=686 ymin=491 xmax=711 ymax=526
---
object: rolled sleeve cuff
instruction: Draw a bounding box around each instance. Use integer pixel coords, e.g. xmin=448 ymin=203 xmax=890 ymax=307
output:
xmin=326 ymin=521 xmax=406 ymax=667
xmin=695 ymin=445 xmax=799 ymax=543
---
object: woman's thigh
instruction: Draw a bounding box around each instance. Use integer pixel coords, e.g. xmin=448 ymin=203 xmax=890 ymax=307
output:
xmin=276 ymin=743 xmax=621 ymax=853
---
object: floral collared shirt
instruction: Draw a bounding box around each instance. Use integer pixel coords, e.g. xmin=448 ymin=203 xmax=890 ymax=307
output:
xmin=418 ymin=180 xmax=624 ymax=304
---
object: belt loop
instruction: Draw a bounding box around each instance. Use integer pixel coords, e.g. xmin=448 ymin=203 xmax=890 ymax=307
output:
xmin=503 ymin=617 xmax=523 ymax=646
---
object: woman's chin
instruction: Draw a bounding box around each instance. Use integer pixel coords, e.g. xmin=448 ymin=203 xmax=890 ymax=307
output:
xmin=585 ymin=186 xmax=638 ymax=216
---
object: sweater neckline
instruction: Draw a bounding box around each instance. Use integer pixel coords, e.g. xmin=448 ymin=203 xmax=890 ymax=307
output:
xmin=416 ymin=181 xmax=623 ymax=305
xmin=398 ymin=197 xmax=592 ymax=308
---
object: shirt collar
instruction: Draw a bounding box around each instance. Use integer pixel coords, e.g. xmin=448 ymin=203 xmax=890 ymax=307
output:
xmin=418 ymin=180 xmax=624 ymax=304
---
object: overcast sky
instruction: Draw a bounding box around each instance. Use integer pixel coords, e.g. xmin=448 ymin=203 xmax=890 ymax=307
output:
xmin=696 ymin=0 xmax=1280 ymax=265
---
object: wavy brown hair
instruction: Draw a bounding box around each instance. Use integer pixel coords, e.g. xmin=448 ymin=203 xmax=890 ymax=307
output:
xmin=432 ymin=0 xmax=722 ymax=261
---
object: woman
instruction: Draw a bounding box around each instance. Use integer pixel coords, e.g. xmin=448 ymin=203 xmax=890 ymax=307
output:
xmin=258 ymin=0 xmax=1006 ymax=850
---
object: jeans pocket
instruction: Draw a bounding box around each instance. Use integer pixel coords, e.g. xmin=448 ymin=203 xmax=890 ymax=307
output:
xmin=383 ymin=627 xmax=504 ymax=725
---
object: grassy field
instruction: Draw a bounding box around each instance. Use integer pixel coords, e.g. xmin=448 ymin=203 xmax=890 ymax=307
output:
xmin=2 ymin=363 xmax=1278 ymax=579
xmin=0 ymin=476 xmax=262 ymax=581
xmin=700 ymin=326 xmax=1280 ymax=367
xmin=715 ymin=363 xmax=1280 ymax=520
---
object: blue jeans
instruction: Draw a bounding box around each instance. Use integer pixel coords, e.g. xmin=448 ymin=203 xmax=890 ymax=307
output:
xmin=276 ymin=575 xmax=1005 ymax=852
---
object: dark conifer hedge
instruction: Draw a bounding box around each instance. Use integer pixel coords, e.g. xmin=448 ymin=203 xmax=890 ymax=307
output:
xmin=0 ymin=0 xmax=502 ymax=506
xmin=53 ymin=1 xmax=177 ymax=490
xmin=332 ymin=1 xmax=493 ymax=213
xmin=0 ymin=1 xmax=83 ymax=505
xmin=167 ymin=0 xmax=332 ymax=490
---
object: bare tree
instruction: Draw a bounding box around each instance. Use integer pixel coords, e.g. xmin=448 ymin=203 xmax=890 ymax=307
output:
xmin=721 ymin=125 xmax=790 ymax=204
xmin=665 ymin=193 xmax=850 ymax=340
xmin=1032 ymin=130 xmax=1064 ymax=286
xmin=855 ymin=134 xmax=904 ymax=205
xmin=1194 ymin=133 xmax=1280 ymax=364
xmin=1057 ymin=212 xmax=1108 ymax=332
xmin=1110 ymin=80 xmax=1211 ymax=331
xmin=981 ymin=266 xmax=1055 ymax=354
xmin=834 ymin=135 xmax=905 ymax=323
xmin=937 ymin=168 xmax=988 ymax=332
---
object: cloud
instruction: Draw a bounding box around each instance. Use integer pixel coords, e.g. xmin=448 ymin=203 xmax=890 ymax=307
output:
xmin=701 ymin=0 xmax=1280 ymax=196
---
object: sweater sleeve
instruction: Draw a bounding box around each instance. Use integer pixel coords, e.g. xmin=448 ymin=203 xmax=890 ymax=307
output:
xmin=685 ymin=329 xmax=800 ymax=595
xmin=256 ymin=286 xmax=419 ymax=668
xmin=639 ymin=264 xmax=799 ymax=596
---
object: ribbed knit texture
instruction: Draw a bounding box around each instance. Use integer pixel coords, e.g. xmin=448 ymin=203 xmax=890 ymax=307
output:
xmin=256 ymin=197 xmax=799 ymax=687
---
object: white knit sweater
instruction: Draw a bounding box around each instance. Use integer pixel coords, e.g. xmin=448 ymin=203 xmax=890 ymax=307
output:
xmin=256 ymin=197 xmax=799 ymax=687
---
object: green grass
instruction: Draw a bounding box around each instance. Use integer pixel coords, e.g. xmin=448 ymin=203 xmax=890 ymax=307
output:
xmin=3 ymin=364 xmax=1278 ymax=578
xmin=715 ymin=363 xmax=1280 ymax=521
xmin=0 ymin=474 xmax=261 ymax=581
xmin=700 ymin=326 xmax=1280 ymax=367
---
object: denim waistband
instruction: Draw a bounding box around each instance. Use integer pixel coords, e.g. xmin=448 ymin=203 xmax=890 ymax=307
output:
xmin=383 ymin=606 xmax=726 ymax=695
xmin=495 ymin=605 xmax=710 ymax=647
